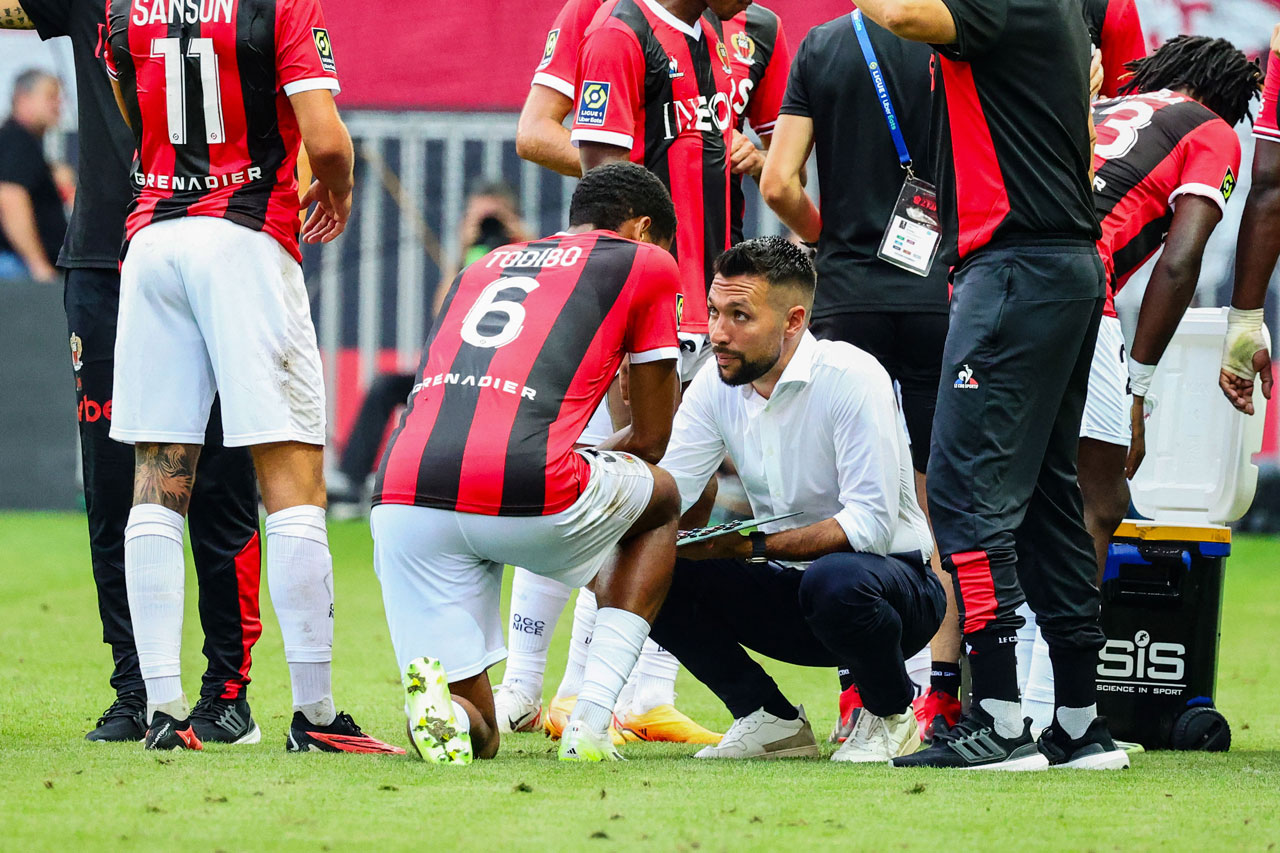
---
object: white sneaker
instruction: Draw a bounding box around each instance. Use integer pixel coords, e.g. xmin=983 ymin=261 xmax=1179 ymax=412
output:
xmin=493 ymin=682 xmax=543 ymax=734
xmin=831 ymin=707 xmax=920 ymax=763
xmin=694 ymin=705 xmax=819 ymax=759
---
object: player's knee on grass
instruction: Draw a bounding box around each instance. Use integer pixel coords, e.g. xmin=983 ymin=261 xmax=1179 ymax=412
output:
xmin=451 ymin=674 xmax=500 ymax=759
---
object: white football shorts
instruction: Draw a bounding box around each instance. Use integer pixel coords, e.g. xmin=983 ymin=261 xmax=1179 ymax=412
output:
xmin=679 ymin=332 xmax=712 ymax=385
xmin=110 ymin=217 xmax=326 ymax=447
xmin=1079 ymin=314 xmax=1130 ymax=446
xmin=370 ymin=449 xmax=655 ymax=679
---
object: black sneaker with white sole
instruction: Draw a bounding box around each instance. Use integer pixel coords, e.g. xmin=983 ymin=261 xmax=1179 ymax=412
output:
xmin=1037 ymin=717 xmax=1130 ymax=770
xmin=86 ymin=692 xmax=147 ymax=743
xmin=892 ymin=707 xmax=1048 ymax=770
xmin=191 ymin=695 xmax=261 ymax=745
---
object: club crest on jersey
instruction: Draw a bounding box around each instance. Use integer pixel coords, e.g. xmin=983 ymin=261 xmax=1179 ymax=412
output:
xmin=312 ymin=28 xmax=336 ymax=73
xmin=731 ymin=32 xmax=755 ymax=65
xmin=69 ymin=333 xmax=83 ymax=373
xmin=667 ymin=55 xmax=684 ymax=79
xmin=716 ymin=41 xmax=731 ymax=74
xmin=1221 ymin=167 xmax=1236 ymax=201
xmin=577 ymin=81 xmax=611 ymax=127
xmin=954 ymin=364 xmax=979 ymax=389
xmin=537 ymin=29 xmax=560 ymax=71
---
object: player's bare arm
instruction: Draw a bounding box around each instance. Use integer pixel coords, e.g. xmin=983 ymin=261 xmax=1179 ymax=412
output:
xmin=0 ymin=3 xmax=34 ymax=28
xmin=516 ymin=85 xmax=582 ymax=178
xmin=760 ymin=114 xmax=821 ymax=242
xmin=579 ymin=140 xmax=631 ymax=174
xmin=1125 ymin=194 xmax=1222 ymax=475
xmin=852 ymin=0 xmax=957 ymax=45
xmin=1224 ymin=136 xmax=1279 ymax=412
xmin=290 ymin=89 xmax=354 ymax=244
xmin=133 ymin=443 xmax=202 ymax=515
xmin=597 ymin=358 xmax=678 ymax=464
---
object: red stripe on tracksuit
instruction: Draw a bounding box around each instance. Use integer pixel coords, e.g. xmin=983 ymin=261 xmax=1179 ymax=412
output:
xmin=220 ymin=531 xmax=263 ymax=699
xmin=939 ymin=59 xmax=1010 ymax=260
xmin=953 ymin=550 xmax=997 ymax=635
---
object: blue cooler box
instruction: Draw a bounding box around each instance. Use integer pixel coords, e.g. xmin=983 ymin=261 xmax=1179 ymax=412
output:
xmin=1097 ymin=522 xmax=1232 ymax=751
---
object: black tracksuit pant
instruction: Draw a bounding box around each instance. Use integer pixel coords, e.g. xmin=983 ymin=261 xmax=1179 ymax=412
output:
xmin=66 ymin=268 xmax=263 ymax=701
xmin=925 ymin=242 xmax=1106 ymax=706
xmin=649 ymin=551 xmax=945 ymax=718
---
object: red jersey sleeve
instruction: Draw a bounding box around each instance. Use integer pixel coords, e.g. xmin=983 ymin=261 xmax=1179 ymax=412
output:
xmin=1170 ymin=118 xmax=1242 ymax=215
xmin=571 ymin=23 xmax=644 ymax=152
xmin=1098 ymin=0 xmax=1145 ymax=98
xmin=532 ymin=0 xmax=604 ymax=100
xmin=746 ymin=19 xmax=791 ymax=138
xmin=276 ymin=0 xmax=341 ymax=96
xmin=626 ymin=247 xmax=681 ymax=363
xmin=1255 ymin=56 xmax=1280 ymax=144
xmin=103 ymin=0 xmax=119 ymax=80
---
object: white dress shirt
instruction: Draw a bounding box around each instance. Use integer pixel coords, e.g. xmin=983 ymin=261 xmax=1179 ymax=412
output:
xmin=661 ymin=331 xmax=934 ymax=566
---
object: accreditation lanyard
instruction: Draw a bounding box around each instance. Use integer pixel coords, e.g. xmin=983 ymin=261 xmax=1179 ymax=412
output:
xmin=851 ymin=10 xmax=941 ymax=277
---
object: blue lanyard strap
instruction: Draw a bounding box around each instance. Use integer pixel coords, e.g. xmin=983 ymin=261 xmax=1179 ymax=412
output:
xmin=850 ymin=10 xmax=912 ymax=171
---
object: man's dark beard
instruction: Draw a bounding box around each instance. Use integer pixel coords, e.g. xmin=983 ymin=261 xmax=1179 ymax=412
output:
xmin=715 ymin=346 xmax=780 ymax=387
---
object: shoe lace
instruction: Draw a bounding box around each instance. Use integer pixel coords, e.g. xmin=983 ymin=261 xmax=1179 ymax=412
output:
xmin=190 ymin=696 xmax=226 ymax=722
xmin=933 ymin=713 xmax=985 ymax=746
xmin=97 ymin=694 xmax=143 ymax=726
xmin=333 ymin=711 xmax=363 ymax=734
xmin=846 ymin=711 xmax=884 ymax=749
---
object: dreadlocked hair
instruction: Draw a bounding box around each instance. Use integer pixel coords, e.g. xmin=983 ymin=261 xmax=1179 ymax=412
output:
xmin=1119 ymin=35 xmax=1263 ymax=127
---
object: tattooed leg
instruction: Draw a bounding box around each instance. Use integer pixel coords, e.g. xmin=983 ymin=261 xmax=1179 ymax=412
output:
xmin=133 ymin=443 xmax=202 ymax=515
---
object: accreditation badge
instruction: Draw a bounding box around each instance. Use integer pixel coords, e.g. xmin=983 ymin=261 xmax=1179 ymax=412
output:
xmin=878 ymin=174 xmax=941 ymax=277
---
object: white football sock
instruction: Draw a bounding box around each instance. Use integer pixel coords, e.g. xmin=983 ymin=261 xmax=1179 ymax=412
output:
xmin=125 ymin=504 xmax=187 ymax=719
xmin=978 ymin=697 xmax=1025 ymax=740
xmin=502 ymin=568 xmax=573 ymax=697
xmin=451 ymin=700 xmax=472 ymax=734
xmin=1015 ymin=602 xmax=1037 ymax=695
xmin=1022 ymin=628 xmax=1055 ymax=734
xmin=571 ymin=607 xmax=649 ymax=736
xmin=905 ymin=645 xmax=932 ymax=696
xmin=555 ymin=588 xmax=597 ymax=699
xmin=266 ymin=505 xmax=335 ymax=726
xmin=1056 ymin=704 xmax=1097 ymax=741
xmin=628 ymin=639 xmax=679 ymax=715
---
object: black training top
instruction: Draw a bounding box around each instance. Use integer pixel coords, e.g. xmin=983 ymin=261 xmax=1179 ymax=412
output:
xmin=930 ymin=0 xmax=1101 ymax=266
xmin=24 ymin=0 xmax=135 ymax=270
xmin=0 ymin=118 xmax=67 ymax=265
xmin=780 ymin=14 xmax=948 ymax=316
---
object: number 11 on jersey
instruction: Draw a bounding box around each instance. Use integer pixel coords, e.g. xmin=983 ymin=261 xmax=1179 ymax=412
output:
xmin=152 ymin=37 xmax=225 ymax=145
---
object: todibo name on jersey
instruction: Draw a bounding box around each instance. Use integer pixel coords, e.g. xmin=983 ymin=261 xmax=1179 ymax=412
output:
xmin=131 ymin=0 xmax=234 ymax=26
xmin=133 ymin=166 xmax=264 ymax=191
xmin=484 ymin=246 xmax=585 ymax=269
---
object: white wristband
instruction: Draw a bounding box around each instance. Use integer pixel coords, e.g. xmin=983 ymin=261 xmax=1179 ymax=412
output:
xmin=1222 ymin=307 xmax=1268 ymax=380
xmin=1128 ymin=358 xmax=1157 ymax=398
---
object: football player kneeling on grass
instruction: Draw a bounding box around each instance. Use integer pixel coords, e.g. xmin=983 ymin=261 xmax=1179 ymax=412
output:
xmin=649 ymin=237 xmax=944 ymax=763
xmin=371 ymin=163 xmax=684 ymax=763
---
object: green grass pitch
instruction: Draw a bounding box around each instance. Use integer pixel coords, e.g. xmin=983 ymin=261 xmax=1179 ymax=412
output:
xmin=1 ymin=513 xmax=1277 ymax=851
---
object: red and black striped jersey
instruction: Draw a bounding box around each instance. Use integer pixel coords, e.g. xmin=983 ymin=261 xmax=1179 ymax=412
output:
xmin=530 ymin=0 xmax=604 ymax=99
xmin=570 ymin=0 xmax=733 ymax=334
xmin=1255 ymin=54 xmax=1280 ymax=146
xmin=104 ymin=0 xmax=339 ymax=262
xmin=374 ymin=230 xmax=681 ymax=517
xmin=931 ymin=0 xmax=1100 ymax=265
xmin=706 ymin=4 xmax=791 ymax=243
xmin=1081 ymin=0 xmax=1146 ymax=98
xmin=1092 ymin=89 xmax=1241 ymax=317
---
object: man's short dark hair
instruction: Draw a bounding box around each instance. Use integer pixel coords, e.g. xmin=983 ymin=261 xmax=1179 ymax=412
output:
xmin=1119 ymin=36 xmax=1262 ymax=127
xmin=12 ymin=68 xmax=57 ymax=102
xmin=568 ymin=162 xmax=677 ymax=244
xmin=713 ymin=236 xmax=817 ymax=301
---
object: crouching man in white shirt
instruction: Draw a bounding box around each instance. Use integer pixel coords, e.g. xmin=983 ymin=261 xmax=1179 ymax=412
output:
xmin=650 ymin=237 xmax=943 ymax=763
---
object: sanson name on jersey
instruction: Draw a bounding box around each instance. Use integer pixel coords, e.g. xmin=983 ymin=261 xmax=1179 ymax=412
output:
xmin=130 ymin=0 xmax=234 ymax=25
